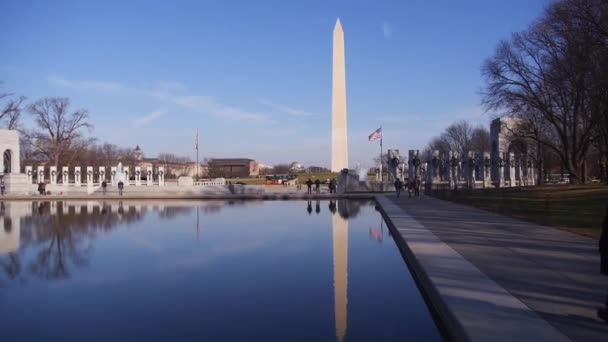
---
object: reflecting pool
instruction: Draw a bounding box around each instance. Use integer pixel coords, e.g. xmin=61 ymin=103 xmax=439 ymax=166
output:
xmin=0 ymin=200 xmax=441 ymax=341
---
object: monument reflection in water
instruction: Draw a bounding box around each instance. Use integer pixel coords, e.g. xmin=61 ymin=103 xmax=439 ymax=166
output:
xmin=0 ymin=200 xmax=440 ymax=341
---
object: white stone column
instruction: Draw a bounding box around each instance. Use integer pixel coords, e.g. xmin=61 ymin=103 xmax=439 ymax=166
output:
xmin=86 ymin=166 xmax=94 ymax=186
xmin=135 ymin=167 xmax=141 ymax=186
xmin=158 ymin=166 xmax=165 ymax=186
xmin=62 ymin=167 xmax=69 ymax=185
xmin=99 ymin=167 xmax=106 ymax=184
xmin=50 ymin=166 xmax=57 ymax=185
xmin=124 ymin=167 xmax=130 ymax=186
xmin=75 ymin=167 xmax=81 ymax=186
xmin=482 ymin=152 xmax=491 ymax=188
xmin=465 ymin=151 xmax=475 ymax=188
xmin=146 ymin=167 xmax=153 ymax=186
xmin=25 ymin=166 xmax=32 ymax=184
xmin=37 ymin=166 xmax=45 ymax=183
xmin=111 ymin=167 xmax=117 ymax=185
xmin=508 ymin=152 xmax=516 ymax=187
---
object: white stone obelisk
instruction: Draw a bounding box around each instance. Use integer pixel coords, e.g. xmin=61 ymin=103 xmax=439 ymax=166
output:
xmin=332 ymin=18 xmax=348 ymax=172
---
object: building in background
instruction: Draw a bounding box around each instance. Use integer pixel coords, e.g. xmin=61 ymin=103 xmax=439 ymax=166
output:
xmin=208 ymin=158 xmax=259 ymax=178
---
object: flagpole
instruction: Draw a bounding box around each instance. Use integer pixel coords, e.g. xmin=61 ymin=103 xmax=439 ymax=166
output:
xmin=196 ymin=129 xmax=199 ymax=182
xmin=379 ymin=126 xmax=383 ymax=182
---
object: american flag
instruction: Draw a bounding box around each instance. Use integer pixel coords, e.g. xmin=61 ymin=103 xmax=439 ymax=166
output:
xmin=368 ymin=127 xmax=382 ymax=142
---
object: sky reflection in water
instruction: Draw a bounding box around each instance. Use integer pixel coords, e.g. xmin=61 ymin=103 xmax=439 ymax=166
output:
xmin=0 ymin=200 xmax=440 ymax=341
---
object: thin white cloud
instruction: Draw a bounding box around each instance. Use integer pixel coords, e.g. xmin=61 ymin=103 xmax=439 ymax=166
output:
xmin=48 ymin=76 xmax=129 ymax=92
xmin=131 ymin=109 xmax=167 ymax=127
xmin=258 ymin=99 xmax=313 ymax=117
xmin=172 ymin=96 xmax=275 ymax=124
xmin=382 ymin=22 xmax=391 ymax=40
xmin=49 ymin=75 xmax=274 ymax=124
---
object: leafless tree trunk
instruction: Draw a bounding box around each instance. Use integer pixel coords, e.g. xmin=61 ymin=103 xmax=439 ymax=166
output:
xmin=27 ymin=97 xmax=92 ymax=172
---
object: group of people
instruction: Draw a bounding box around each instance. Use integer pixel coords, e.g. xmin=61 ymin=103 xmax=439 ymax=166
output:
xmin=394 ymin=178 xmax=420 ymax=198
xmin=304 ymin=178 xmax=338 ymax=194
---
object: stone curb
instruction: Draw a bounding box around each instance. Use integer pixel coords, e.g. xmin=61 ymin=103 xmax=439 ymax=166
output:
xmin=375 ymin=195 xmax=570 ymax=342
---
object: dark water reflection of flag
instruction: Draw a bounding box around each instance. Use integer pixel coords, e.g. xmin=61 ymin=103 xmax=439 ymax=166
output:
xmin=369 ymin=227 xmax=383 ymax=242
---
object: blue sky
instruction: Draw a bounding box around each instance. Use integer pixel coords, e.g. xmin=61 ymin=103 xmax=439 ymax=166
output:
xmin=0 ymin=0 xmax=550 ymax=168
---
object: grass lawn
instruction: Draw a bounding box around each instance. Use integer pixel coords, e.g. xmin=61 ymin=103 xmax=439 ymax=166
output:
xmin=430 ymin=184 xmax=608 ymax=238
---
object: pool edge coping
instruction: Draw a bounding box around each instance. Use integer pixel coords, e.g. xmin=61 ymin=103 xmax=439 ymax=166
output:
xmin=374 ymin=195 xmax=571 ymax=342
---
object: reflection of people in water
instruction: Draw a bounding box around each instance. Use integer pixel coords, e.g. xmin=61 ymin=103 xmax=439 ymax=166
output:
xmin=315 ymin=200 xmax=320 ymax=214
xmin=118 ymin=201 xmax=124 ymax=215
xmin=328 ymin=200 xmax=337 ymax=215
xmin=307 ymin=200 xmax=313 ymax=215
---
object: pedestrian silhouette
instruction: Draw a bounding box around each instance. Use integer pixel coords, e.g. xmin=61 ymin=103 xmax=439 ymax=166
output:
xmin=118 ymin=180 xmax=124 ymax=196
xmin=394 ymin=178 xmax=402 ymax=198
xmin=306 ymin=178 xmax=313 ymax=194
xmin=315 ymin=179 xmax=321 ymax=193
xmin=598 ymin=204 xmax=608 ymax=322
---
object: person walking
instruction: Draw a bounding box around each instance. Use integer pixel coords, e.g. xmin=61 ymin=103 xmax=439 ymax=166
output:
xmin=598 ymin=204 xmax=608 ymax=322
xmin=101 ymin=180 xmax=107 ymax=195
xmin=118 ymin=180 xmax=124 ymax=196
xmin=0 ymin=180 xmax=5 ymax=196
xmin=38 ymin=181 xmax=45 ymax=195
xmin=394 ymin=178 xmax=403 ymax=198
xmin=315 ymin=179 xmax=321 ymax=193
xmin=306 ymin=178 xmax=313 ymax=194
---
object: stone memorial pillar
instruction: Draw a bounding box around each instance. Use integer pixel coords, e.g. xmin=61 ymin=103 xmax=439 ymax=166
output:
xmin=507 ymin=152 xmax=516 ymax=187
xmin=387 ymin=149 xmax=400 ymax=183
xmin=37 ymin=166 xmax=45 ymax=184
xmin=146 ymin=167 xmax=153 ymax=186
xmin=465 ymin=151 xmax=475 ymax=188
xmin=25 ymin=166 xmax=32 ymax=184
xmin=407 ymin=150 xmax=415 ymax=181
xmin=135 ymin=166 xmax=141 ymax=186
xmin=111 ymin=167 xmax=117 ymax=185
xmin=62 ymin=167 xmax=69 ymax=185
xmin=75 ymin=167 xmax=81 ymax=186
xmin=124 ymin=167 xmax=130 ymax=186
xmin=50 ymin=166 xmax=57 ymax=185
xmin=482 ymin=152 xmax=491 ymax=188
xmin=86 ymin=166 xmax=94 ymax=186
xmin=158 ymin=166 xmax=165 ymax=186
xmin=99 ymin=167 xmax=106 ymax=184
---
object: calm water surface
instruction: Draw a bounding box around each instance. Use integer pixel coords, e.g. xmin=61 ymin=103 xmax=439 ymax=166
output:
xmin=0 ymin=200 xmax=441 ymax=341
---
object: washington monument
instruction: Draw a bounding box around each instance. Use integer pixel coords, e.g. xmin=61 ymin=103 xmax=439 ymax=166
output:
xmin=332 ymin=18 xmax=348 ymax=172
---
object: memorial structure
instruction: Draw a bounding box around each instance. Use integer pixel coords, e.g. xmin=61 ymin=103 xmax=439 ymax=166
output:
xmin=332 ymin=18 xmax=348 ymax=172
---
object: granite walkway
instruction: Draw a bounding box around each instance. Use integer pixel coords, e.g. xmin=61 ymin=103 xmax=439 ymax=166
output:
xmin=377 ymin=194 xmax=608 ymax=341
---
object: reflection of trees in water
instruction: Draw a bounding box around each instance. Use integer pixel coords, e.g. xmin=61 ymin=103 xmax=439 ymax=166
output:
xmin=1 ymin=201 xmax=148 ymax=283
xmin=157 ymin=206 xmax=193 ymax=219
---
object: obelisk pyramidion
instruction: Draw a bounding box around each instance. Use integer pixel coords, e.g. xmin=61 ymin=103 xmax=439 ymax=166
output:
xmin=332 ymin=18 xmax=348 ymax=172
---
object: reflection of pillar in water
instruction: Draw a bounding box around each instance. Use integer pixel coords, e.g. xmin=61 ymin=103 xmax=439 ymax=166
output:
xmin=332 ymin=210 xmax=348 ymax=342
xmin=0 ymin=201 xmax=30 ymax=254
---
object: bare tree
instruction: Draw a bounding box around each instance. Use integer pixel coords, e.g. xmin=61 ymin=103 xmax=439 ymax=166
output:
xmin=482 ymin=0 xmax=607 ymax=183
xmin=0 ymin=83 xmax=25 ymax=129
xmin=273 ymin=164 xmax=291 ymax=174
xmin=441 ymin=120 xmax=475 ymax=156
xmin=470 ymin=126 xmax=491 ymax=153
xmin=27 ymin=97 xmax=92 ymax=168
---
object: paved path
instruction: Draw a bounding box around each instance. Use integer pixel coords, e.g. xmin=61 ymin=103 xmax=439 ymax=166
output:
xmin=380 ymin=194 xmax=608 ymax=341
